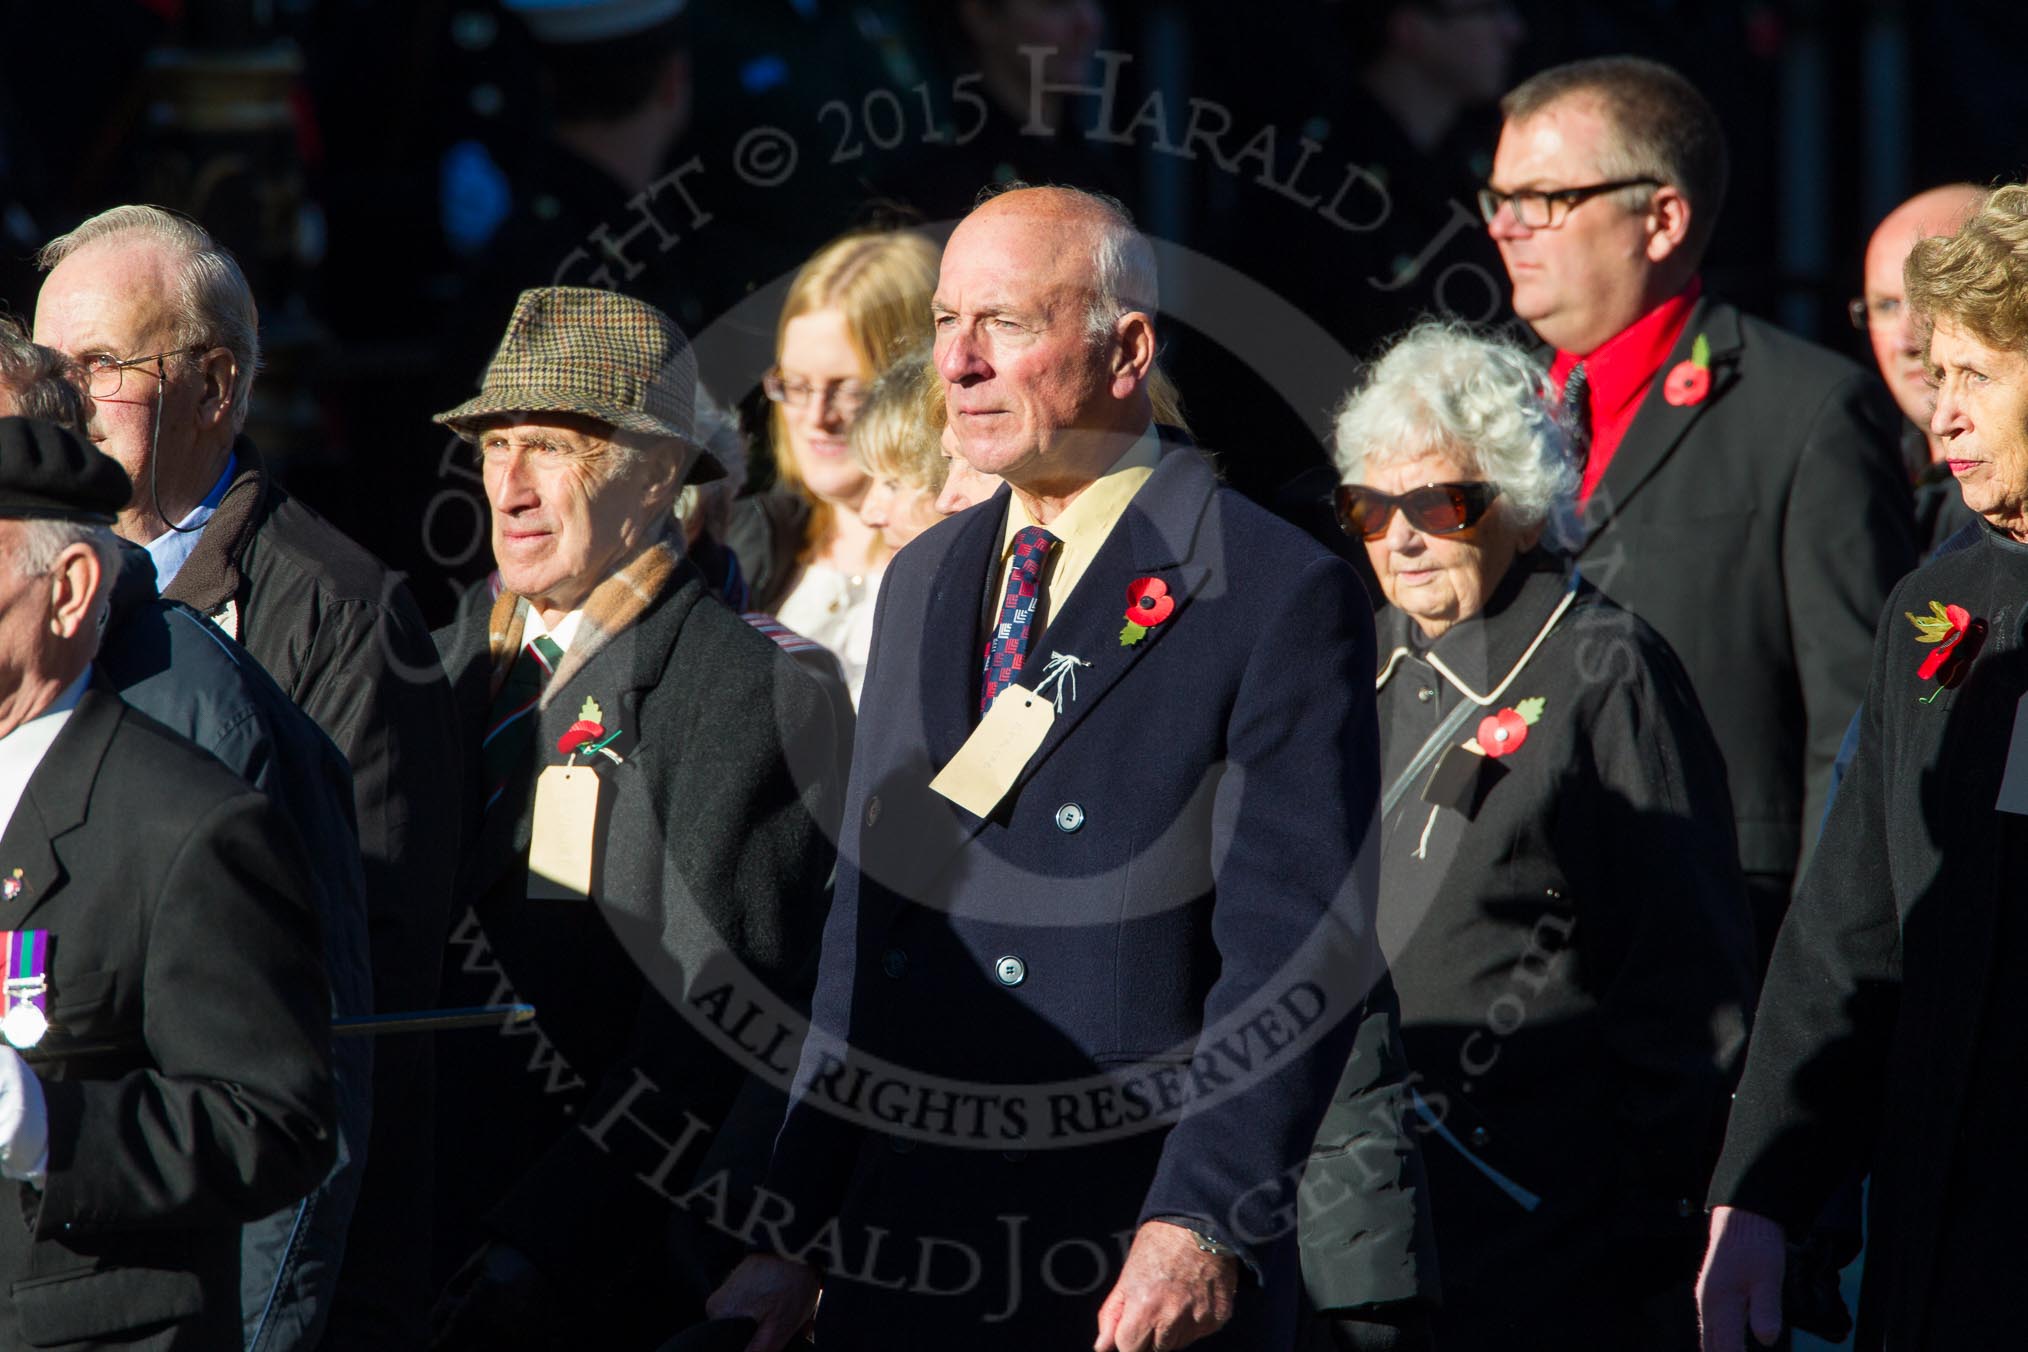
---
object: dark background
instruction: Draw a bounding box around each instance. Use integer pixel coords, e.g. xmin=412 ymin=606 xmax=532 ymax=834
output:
xmin=0 ymin=0 xmax=2020 ymax=624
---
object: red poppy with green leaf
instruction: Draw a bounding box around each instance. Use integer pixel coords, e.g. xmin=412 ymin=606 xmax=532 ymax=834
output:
xmin=1464 ymin=697 xmax=1546 ymax=758
xmin=1905 ymin=600 xmax=1986 ymax=702
xmin=1664 ymin=333 xmax=1712 ymax=407
xmin=1120 ymin=576 xmax=1175 ymax=646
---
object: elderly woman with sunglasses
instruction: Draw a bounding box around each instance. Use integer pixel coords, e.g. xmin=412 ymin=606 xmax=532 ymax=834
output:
xmin=1298 ymin=323 xmax=1756 ymax=1352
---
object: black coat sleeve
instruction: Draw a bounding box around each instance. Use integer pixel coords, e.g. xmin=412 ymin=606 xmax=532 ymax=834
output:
xmin=1571 ymin=618 xmax=1758 ymax=1234
xmin=1707 ymin=589 xmax=1904 ymax=1232
xmin=1780 ymin=372 xmax=1917 ymax=874
xmin=38 ymin=792 xmax=337 ymax=1231
xmin=292 ymin=592 xmax=461 ymax=1022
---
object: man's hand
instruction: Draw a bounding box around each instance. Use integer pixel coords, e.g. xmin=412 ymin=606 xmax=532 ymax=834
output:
xmin=1697 ymin=1205 xmax=1786 ymax=1351
xmin=704 ymin=1254 xmax=820 ymax=1352
xmin=1093 ymin=1220 xmax=1238 ymax=1352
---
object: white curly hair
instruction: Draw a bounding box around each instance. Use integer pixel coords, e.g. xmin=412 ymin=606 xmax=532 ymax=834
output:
xmin=1331 ymin=321 xmax=1581 ymax=552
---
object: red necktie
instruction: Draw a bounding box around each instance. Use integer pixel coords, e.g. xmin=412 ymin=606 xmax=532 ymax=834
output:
xmin=980 ymin=526 xmax=1058 ymax=713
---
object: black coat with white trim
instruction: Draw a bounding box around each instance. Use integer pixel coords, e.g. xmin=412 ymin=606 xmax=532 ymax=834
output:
xmin=1306 ymin=552 xmax=1754 ymax=1348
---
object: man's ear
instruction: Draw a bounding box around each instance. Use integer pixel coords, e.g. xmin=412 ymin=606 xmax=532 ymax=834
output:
xmin=194 ymin=347 xmax=240 ymax=431
xmin=1109 ymin=311 xmax=1157 ymax=400
xmin=47 ymin=541 xmax=102 ymax=641
xmin=1645 ymin=186 xmax=1695 ymax=264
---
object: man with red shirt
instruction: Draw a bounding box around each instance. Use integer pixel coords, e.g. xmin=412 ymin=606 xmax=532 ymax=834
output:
xmin=1483 ymin=56 xmax=1916 ymax=968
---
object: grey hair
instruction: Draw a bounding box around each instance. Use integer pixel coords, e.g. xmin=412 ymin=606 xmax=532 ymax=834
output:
xmin=1332 ymin=321 xmax=1581 ymax=552
xmin=0 ymin=318 xmax=88 ymax=437
xmin=38 ymin=205 xmax=262 ymax=432
xmin=975 ymin=181 xmax=1158 ymax=342
xmin=12 ymin=517 xmax=121 ymax=587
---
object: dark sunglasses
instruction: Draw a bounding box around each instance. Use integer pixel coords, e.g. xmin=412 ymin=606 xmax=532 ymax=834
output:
xmin=1334 ymin=482 xmax=1503 ymax=541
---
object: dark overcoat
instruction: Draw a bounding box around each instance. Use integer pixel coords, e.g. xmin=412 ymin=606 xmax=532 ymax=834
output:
xmin=0 ymin=686 xmax=336 ymax=1350
xmin=432 ymin=553 xmax=848 ymax=1342
xmin=1710 ymin=520 xmax=2028 ymax=1350
xmin=1303 ymin=553 xmax=1755 ymax=1349
xmin=1568 ymin=295 xmax=1916 ymax=913
xmin=765 ymin=444 xmax=1421 ymax=1350
xmin=99 ymin=544 xmax=372 ymax=1352
xmin=166 ymin=437 xmax=461 ymax=1349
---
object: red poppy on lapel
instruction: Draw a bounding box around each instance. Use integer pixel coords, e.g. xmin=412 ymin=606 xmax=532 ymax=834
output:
xmin=1906 ymin=600 xmax=1985 ymax=701
xmin=1663 ymin=333 xmax=1713 ymax=407
xmin=557 ymin=719 xmax=605 ymax=754
xmin=1464 ymin=696 xmax=1545 ymax=758
xmin=1120 ymin=576 xmax=1175 ymax=646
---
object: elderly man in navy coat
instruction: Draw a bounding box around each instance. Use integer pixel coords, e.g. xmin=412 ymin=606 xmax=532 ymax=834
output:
xmin=708 ymin=186 xmax=1427 ymax=1351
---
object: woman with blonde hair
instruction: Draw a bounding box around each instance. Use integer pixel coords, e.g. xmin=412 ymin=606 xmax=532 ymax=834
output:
xmin=727 ymin=227 xmax=939 ymax=702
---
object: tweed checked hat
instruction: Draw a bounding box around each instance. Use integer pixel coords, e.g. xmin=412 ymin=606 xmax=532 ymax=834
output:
xmin=435 ymin=286 xmax=725 ymax=483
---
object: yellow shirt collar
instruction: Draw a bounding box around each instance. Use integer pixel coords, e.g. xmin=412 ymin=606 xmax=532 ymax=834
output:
xmin=999 ymin=426 xmax=1162 ymax=561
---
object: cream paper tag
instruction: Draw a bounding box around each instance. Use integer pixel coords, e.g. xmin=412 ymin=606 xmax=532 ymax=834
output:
xmin=928 ymin=688 xmax=1055 ymax=818
xmin=528 ymin=765 xmax=600 ymax=898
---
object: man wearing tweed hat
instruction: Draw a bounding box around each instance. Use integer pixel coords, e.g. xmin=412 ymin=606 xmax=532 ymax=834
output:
xmin=427 ymin=286 xmax=849 ymax=1350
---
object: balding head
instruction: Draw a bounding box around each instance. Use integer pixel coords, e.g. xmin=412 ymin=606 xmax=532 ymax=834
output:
xmin=1861 ymin=183 xmax=1984 ymax=428
xmin=933 ymin=185 xmax=1159 ymax=509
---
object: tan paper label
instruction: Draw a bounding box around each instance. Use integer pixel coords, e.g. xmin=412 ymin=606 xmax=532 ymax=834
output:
xmin=528 ymin=765 xmax=600 ymax=899
xmin=928 ymin=688 xmax=1055 ymax=818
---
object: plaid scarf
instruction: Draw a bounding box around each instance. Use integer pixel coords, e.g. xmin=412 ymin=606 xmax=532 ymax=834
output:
xmin=486 ymin=536 xmax=682 ymax=707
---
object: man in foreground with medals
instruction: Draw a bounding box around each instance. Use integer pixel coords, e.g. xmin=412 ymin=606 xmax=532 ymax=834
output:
xmin=0 ymin=415 xmax=335 ymax=1348
xmin=427 ymin=287 xmax=848 ymax=1349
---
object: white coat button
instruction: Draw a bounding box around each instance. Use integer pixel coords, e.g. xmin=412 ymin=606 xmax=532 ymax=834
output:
xmin=995 ymin=955 xmax=1026 ymax=986
xmin=1054 ymin=803 xmax=1085 ymax=832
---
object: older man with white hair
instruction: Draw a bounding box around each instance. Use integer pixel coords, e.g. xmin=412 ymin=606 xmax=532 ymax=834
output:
xmin=32 ymin=205 xmax=460 ymax=1349
xmin=709 ymin=184 xmax=1425 ymax=1352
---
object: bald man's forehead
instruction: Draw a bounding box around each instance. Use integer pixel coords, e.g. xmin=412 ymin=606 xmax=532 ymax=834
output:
xmin=939 ymin=210 xmax=1095 ymax=309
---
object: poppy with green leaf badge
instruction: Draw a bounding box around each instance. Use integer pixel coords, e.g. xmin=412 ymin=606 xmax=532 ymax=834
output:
xmin=1464 ymin=697 xmax=1546 ymax=758
xmin=1664 ymin=333 xmax=1713 ymax=407
xmin=1905 ymin=600 xmax=1986 ymax=703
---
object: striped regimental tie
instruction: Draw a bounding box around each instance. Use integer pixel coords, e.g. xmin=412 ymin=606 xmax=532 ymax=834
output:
xmin=980 ymin=525 xmax=1059 ymax=714
xmin=482 ymin=633 xmax=565 ymax=814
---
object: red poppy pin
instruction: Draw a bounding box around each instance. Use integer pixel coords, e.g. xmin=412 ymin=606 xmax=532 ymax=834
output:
xmin=1663 ymin=333 xmax=1713 ymax=407
xmin=1905 ymin=600 xmax=1986 ymax=702
xmin=1463 ymin=697 xmax=1545 ymax=758
xmin=1120 ymin=576 xmax=1175 ymax=646
xmin=556 ymin=695 xmax=626 ymax=762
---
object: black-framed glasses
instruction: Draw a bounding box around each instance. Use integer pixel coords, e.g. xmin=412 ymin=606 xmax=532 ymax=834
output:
xmin=78 ymin=345 xmax=209 ymax=399
xmin=1476 ymin=178 xmax=1661 ymax=229
xmin=1848 ymin=296 xmax=1905 ymax=331
xmin=762 ymin=368 xmax=870 ymax=420
xmin=1335 ymin=482 xmax=1503 ymax=542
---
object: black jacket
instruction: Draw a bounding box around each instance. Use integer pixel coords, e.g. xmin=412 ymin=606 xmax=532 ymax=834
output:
xmin=99 ymin=543 xmax=372 ymax=1351
xmin=1310 ymin=553 xmax=1754 ymax=1349
xmin=162 ymin=438 xmax=460 ymax=1349
xmin=1710 ymin=522 xmax=2028 ymax=1350
xmin=432 ymin=552 xmax=847 ymax=1342
xmin=0 ymin=686 xmax=335 ymax=1350
xmin=1569 ymin=295 xmax=1917 ymax=893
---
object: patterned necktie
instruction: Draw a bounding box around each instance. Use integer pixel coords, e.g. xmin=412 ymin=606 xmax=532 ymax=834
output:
xmin=1561 ymin=360 xmax=1591 ymax=468
xmin=981 ymin=525 xmax=1059 ymax=713
xmin=483 ymin=633 xmax=565 ymax=813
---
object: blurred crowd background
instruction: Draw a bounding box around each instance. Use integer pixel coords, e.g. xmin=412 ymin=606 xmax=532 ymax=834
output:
xmin=0 ymin=0 xmax=2019 ymax=626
